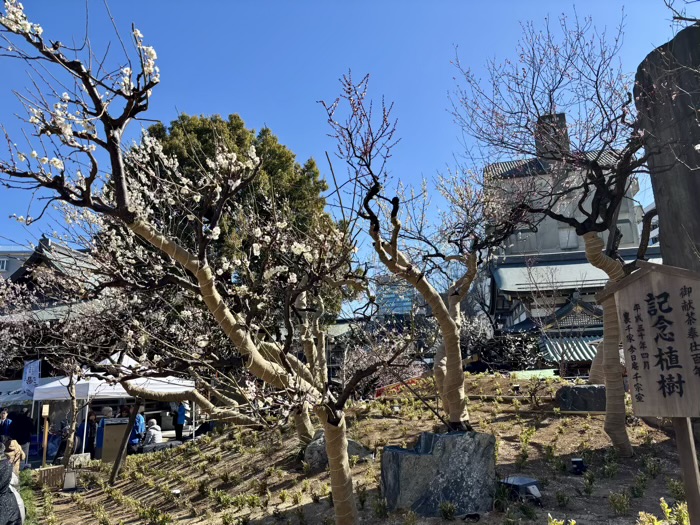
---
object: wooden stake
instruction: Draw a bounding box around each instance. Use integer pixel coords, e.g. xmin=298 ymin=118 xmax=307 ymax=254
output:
xmin=41 ymin=417 xmax=49 ymax=468
xmin=672 ymin=417 xmax=700 ymax=523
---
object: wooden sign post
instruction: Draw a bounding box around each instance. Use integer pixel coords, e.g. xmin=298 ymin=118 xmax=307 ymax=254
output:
xmin=602 ymin=261 xmax=700 ymax=522
xmin=41 ymin=403 xmax=50 ymax=468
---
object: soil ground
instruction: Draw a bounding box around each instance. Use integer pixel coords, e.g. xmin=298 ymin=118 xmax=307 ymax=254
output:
xmin=33 ymin=374 xmax=690 ymax=525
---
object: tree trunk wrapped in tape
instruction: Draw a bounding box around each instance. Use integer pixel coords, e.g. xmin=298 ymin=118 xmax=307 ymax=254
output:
xmin=583 ymin=232 xmax=633 ymax=457
xmin=316 ymin=406 xmax=359 ymax=525
xmin=293 ymin=403 xmax=315 ymax=446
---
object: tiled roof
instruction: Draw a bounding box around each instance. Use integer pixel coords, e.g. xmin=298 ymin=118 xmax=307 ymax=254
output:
xmin=486 ymin=151 xmax=621 ymax=179
xmin=540 ymin=335 xmax=601 ymax=363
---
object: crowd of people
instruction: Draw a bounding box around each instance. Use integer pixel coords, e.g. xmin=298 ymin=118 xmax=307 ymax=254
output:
xmin=0 ymin=399 xmax=189 ymax=468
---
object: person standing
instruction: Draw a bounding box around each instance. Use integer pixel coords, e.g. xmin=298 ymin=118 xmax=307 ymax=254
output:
xmin=8 ymin=410 xmax=31 ymax=469
xmin=174 ymin=402 xmax=187 ymax=441
xmin=127 ymin=406 xmax=145 ymax=454
xmin=1 ymin=437 xmax=25 ymax=478
xmin=0 ymin=410 xmax=12 ymax=437
xmin=0 ymin=459 xmax=23 ymax=525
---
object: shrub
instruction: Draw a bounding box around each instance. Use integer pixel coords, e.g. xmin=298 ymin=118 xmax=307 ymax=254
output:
xmin=556 ymin=490 xmax=570 ymax=508
xmin=373 ymin=497 xmax=389 ymax=519
xmin=440 ymin=500 xmax=457 ymax=520
xmin=667 ymin=478 xmax=686 ymax=502
xmin=644 ymin=456 xmax=662 ymax=478
xmin=609 ymin=490 xmax=631 ymax=515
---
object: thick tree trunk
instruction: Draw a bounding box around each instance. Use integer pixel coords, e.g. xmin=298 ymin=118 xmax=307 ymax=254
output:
xmin=316 ymin=406 xmax=358 ymax=525
xmin=61 ymin=375 xmax=78 ymax=467
xmin=293 ymin=403 xmax=315 ymax=445
xmin=583 ymin=232 xmax=633 ymax=457
xmin=370 ymin=229 xmax=473 ymax=427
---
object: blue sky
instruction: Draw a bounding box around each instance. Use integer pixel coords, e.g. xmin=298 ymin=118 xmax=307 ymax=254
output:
xmin=0 ymin=1 xmax=684 ymax=247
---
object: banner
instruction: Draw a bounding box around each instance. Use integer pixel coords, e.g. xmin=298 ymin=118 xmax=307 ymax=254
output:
xmin=22 ymin=359 xmax=41 ymax=398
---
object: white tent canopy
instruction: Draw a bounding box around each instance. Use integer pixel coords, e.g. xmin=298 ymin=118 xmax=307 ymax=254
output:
xmin=32 ymin=353 xmax=195 ymax=401
xmin=32 ymin=375 xmax=195 ymax=401
xmin=0 ymin=377 xmax=58 ymax=406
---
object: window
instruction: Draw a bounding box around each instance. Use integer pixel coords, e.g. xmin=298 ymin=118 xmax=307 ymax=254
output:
xmin=0 ymin=259 xmax=7 ymax=272
xmin=558 ymin=227 xmax=579 ymax=250
xmin=512 ymin=228 xmax=537 ymax=254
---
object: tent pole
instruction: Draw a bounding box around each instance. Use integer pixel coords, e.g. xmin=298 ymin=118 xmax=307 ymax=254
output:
xmin=81 ymin=401 xmax=88 ymax=454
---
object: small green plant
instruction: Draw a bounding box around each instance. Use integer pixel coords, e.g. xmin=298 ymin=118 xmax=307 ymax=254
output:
xmin=636 ymin=497 xmax=689 ymax=525
xmin=556 ymin=490 xmax=570 ymax=508
xmin=644 ymin=456 xmax=662 ymax=478
xmin=631 ymin=472 xmax=649 ymax=498
xmin=372 ymin=497 xmax=389 ymax=519
xmin=349 ymin=455 xmax=360 ymax=467
xmin=609 ymin=490 xmax=632 ymax=515
xmin=404 ymin=510 xmax=418 ymax=525
xmin=602 ymin=462 xmax=619 ymax=479
xmin=439 ymin=500 xmax=457 ymax=520
xmin=292 ymin=491 xmax=302 ymax=505
xmin=279 ymin=489 xmax=290 ymax=503
xmin=221 ymin=514 xmax=236 ymax=525
xmin=667 ymin=478 xmax=686 ymax=502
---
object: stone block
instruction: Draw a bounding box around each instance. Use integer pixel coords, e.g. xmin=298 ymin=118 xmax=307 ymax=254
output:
xmin=555 ymin=384 xmax=606 ymax=412
xmin=381 ymin=431 xmax=496 ymax=517
xmin=304 ymin=430 xmax=373 ymax=471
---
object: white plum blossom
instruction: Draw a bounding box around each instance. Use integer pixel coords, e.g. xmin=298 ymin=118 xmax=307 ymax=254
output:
xmin=252 ymin=243 xmax=260 ymax=257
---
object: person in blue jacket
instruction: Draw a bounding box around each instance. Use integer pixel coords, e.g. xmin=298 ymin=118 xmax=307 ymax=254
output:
xmin=128 ymin=405 xmax=145 ymax=454
xmin=174 ymin=402 xmax=187 ymax=441
xmin=0 ymin=410 xmax=12 ymax=437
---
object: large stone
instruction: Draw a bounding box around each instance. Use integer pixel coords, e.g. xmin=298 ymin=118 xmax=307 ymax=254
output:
xmin=67 ymin=453 xmax=91 ymax=469
xmin=555 ymin=384 xmax=606 ymax=412
xmin=303 ymin=430 xmax=373 ymax=471
xmin=381 ymin=431 xmax=496 ymax=517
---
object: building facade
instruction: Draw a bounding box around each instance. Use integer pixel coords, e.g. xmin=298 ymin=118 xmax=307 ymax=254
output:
xmin=483 ymin=114 xmax=656 ymax=371
xmin=0 ymin=246 xmax=33 ymax=280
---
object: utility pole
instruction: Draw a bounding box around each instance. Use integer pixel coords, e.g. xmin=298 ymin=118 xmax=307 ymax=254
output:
xmin=635 ymin=23 xmax=700 ymax=523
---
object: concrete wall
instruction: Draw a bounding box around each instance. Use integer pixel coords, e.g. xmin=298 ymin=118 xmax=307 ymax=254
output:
xmin=503 ymin=174 xmax=640 ymax=255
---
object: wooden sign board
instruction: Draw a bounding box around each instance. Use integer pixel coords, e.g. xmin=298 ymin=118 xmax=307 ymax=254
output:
xmin=605 ymin=261 xmax=700 ymax=418
xmin=100 ymin=419 xmax=129 ymax=463
xmin=37 ymin=465 xmax=65 ymax=488
xmin=41 ymin=404 xmax=49 ymax=418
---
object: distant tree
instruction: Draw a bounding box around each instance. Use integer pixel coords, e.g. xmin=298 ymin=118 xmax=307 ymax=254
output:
xmin=452 ymin=14 xmax=652 ymax=456
xmin=322 ymin=74 xmax=528 ymax=430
